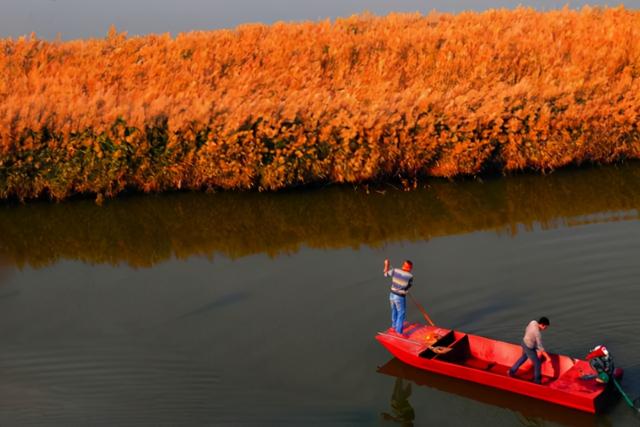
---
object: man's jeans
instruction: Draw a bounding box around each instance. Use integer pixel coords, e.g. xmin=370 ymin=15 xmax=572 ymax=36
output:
xmin=509 ymin=342 xmax=542 ymax=384
xmin=389 ymin=293 xmax=406 ymax=334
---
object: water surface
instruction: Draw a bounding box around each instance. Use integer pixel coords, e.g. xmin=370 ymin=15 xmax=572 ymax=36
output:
xmin=0 ymin=164 xmax=639 ymax=426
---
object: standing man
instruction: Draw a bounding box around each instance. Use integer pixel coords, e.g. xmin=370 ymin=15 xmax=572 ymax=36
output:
xmin=508 ymin=317 xmax=551 ymax=384
xmin=384 ymin=259 xmax=414 ymax=336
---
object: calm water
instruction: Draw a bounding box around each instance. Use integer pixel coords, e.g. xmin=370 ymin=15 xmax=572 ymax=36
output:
xmin=0 ymin=164 xmax=639 ymax=426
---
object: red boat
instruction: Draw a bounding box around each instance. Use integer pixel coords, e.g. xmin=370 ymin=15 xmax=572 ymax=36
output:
xmin=376 ymin=322 xmax=615 ymax=413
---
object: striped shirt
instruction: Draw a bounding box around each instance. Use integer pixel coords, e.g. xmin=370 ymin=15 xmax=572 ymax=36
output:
xmin=523 ymin=320 xmax=545 ymax=351
xmin=385 ymin=267 xmax=413 ymax=296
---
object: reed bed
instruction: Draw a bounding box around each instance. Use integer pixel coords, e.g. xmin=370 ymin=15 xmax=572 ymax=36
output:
xmin=1 ymin=7 xmax=639 ymax=200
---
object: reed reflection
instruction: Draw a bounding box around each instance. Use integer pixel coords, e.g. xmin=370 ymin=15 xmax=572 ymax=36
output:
xmin=0 ymin=163 xmax=638 ymax=268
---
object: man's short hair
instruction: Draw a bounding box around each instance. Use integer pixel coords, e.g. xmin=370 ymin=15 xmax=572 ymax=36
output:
xmin=538 ymin=317 xmax=550 ymax=326
xmin=403 ymin=260 xmax=413 ymax=268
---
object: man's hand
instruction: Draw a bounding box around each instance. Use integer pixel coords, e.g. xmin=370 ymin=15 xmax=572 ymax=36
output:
xmin=540 ymin=351 xmax=550 ymax=362
xmin=384 ymin=259 xmax=390 ymax=274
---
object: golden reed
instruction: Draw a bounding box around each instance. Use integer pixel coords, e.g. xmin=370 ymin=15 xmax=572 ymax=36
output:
xmin=0 ymin=7 xmax=639 ymax=200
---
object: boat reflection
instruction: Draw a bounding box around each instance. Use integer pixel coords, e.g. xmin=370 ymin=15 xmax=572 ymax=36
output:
xmin=378 ymin=358 xmax=613 ymax=427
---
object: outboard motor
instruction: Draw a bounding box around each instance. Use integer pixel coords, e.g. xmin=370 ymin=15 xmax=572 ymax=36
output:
xmin=585 ymin=345 xmax=615 ymax=384
xmin=582 ymin=346 xmax=639 ymax=414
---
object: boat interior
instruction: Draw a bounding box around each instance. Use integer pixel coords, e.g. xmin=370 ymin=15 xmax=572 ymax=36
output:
xmin=418 ymin=330 xmax=581 ymax=386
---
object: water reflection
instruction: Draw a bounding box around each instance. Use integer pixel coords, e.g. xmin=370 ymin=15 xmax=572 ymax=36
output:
xmin=0 ymin=254 xmax=13 ymax=286
xmin=377 ymin=358 xmax=613 ymax=427
xmin=381 ymin=378 xmax=415 ymax=426
xmin=0 ymin=163 xmax=638 ymax=268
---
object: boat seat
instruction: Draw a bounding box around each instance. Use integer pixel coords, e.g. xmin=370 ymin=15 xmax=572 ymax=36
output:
xmin=432 ymin=334 xmax=470 ymax=362
xmin=418 ymin=330 xmax=457 ymax=358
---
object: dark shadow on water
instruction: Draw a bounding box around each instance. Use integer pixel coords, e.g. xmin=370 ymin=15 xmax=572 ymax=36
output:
xmin=0 ymin=290 xmax=20 ymax=301
xmin=0 ymin=163 xmax=638 ymax=268
xmin=377 ymin=358 xmax=614 ymax=427
xmin=176 ymin=291 xmax=249 ymax=320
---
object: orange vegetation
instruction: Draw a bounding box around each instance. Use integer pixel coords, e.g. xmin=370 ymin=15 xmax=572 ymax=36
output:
xmin=0 ymin=7 xmax=639 ymax=200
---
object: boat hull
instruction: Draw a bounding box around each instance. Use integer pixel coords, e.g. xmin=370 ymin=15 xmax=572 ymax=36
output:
xmin=376 ymin=323 xmax=613 ymax=413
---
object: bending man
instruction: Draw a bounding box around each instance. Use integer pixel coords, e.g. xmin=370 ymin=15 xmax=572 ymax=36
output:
xmin=508 ymin=317 xmax=550 ymax=384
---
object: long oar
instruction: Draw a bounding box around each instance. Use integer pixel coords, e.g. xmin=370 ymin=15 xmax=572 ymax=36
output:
xmin=612 ymin=378 xmax=640 ymax=413
xmin=408 ymin=293 xmax=435 ymax=326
